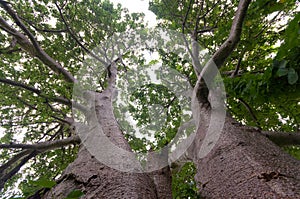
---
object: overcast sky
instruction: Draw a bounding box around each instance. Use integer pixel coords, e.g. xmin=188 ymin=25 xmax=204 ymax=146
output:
xmin=111 ymin=0 xmax=157 ymax=27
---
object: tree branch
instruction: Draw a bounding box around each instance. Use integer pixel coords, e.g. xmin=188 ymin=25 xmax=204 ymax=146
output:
xmin=193 ymin=0 xmax=251 ymax=106
xmin=0 ymin=151 xmax=37 ymax=191
xmin=197 ymin=26 xmax=217 ymax=34
xmin=262 ymin=131 xmax=300 ymax=147
xmin=0 ymin=77 xmax=41 ymax=94
xmin=211 ymin=0 xmax=251 ymax=68
xmin=20 ymin=17 xmax=67 ymax=33
xmin=0 ymin=2 xmax=76 ymax=83
xmin=55 ymin=3 xmax=107 ymax=65
xmin=0 ymin=150 xmax=32 ymax=174
xmin=238 ymin=98 xmax=261 ymax=130
xmin=231 ymin=55 xmax=243 ymax=78
xmin=14 ymin=96 xmax=71 ymax=125
xmin=0 ymin=135 xmax=80 ymax=150
xmin=0 ymin=77 xmax=88 ymax=112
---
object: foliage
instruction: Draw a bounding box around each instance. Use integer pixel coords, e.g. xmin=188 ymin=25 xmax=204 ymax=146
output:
xmin=172 ymin=162 xmax=200 ymax=199
xmin=0 ymin=0 xmax=300 ymax=198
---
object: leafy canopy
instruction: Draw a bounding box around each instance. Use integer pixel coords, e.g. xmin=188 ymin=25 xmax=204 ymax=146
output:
xmin=0 ymin=0 xmax=299 ymax=198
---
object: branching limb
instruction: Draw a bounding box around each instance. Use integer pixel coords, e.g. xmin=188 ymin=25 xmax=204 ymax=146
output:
xmin=55 ymin=2 xmax=107 ymax=65
xmin=14 ymin=96 xmax=71 ymax=125
xmin=0 ymin=77 xmax=41 ymax=94
xmin=0 ymin=150 xmax=32 ymax=174
xmin=0 ymin=123 xmax=67 ymax=175
xmin=182 ymin=0 xmax=193 ymax=35
xmin=0 ymin=2 xmax=76 ymax=83
xmin=231 ymin=57 xmax=242 ymax=78
xmin=193 ymin=0 xmax=251 ymax=107
xmin=0 ymin=36 xmax=20 ymax=54
xmin=0 ymin=136 xmax=80 ymax=190
xmin=0 ymin=135 xmax=80 ymax=150
xmin=262 ymin=131 xmax=300 ymax=147
xmin=20 ymin=17 xmax=67 ymax=33
xmin=0 ymin=77 xmax=88 ymax=112
xmin=0 ymin=151 xmax=37 ymax=191
xmin=212 ymin=0 xmax=252 ymax=68
xmin=231 ymin=48 xmax=246 ymax=78
xmin=197 ymin=26 xmax=217 ymax=34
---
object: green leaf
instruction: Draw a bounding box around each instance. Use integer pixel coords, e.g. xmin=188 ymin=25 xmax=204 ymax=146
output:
xmin=273 ymin=60 xmax=287 ymax=69
xmin=276 ymin=68 xmax=288 ymax=77
xmin=288 ymin=68 xmax=298 ymax=85
xmin=30 ymin=178 xmax=56 ymax=188
xmin=65 ymin=190 xmax=84 ymax=199
xmin=279 ymin=60 xmax=288 ymax=68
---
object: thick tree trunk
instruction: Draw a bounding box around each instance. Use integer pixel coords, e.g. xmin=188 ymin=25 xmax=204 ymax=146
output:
xmin=193 ymin=116 xmax=300 ymax=198
xmin=42 ymin=147 xmax=158 ymax=198
xmin=43 ymin=88 xmax=300 ymax=198
xmin=41 ymin=92 xmax=300 ymax=198
xmin=42 ymin=85 xmax=172 ymax=198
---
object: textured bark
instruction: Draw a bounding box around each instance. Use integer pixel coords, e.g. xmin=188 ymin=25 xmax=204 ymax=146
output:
xmin=149 ymin=166 xmax=173 ymax=199
xmin=43 ymin=147 xmax=158 ymax=199
xmin=193 ymin=116 xmax=300 ymax=198
xmin=42 ymin=83 xmax=172 ymax=198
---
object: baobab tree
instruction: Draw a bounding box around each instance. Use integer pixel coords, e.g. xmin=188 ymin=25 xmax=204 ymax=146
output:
xmin=0 ymin=0 xmax=299 ymax=198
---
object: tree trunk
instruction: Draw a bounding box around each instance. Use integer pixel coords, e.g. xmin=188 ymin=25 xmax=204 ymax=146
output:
xmin=193 ymin=116 xmax=300 ymax=198
xmin=42 ymin=88 xmax=173 ymax=198
xmin=42 ymin=87 xmax=300 ymax=198
xmin=42 ymin=147 xmax=158 ymax=199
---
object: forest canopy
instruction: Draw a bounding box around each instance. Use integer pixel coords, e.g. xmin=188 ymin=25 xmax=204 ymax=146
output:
xmin=0 ymin=0 xmax=299 ymax=198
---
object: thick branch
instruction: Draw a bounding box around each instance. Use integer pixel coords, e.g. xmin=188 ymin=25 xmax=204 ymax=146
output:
xmin=0 ymin=2 xmax=76 ymax=83
xmin=212 ymin=0 xmax=251 ymax=68
xmin=0 ymin=151 xmax=37 ymax=191
xmin=0 ymin=77 xmax=40 ymax=94
xmin=193 ymin=0 xmax=251 ymax=106
xmin=0 ymin=134 xmax=80 ymax=191
xmin=0 ymin=135 xmax=80 ymax=150
xmin=262 ymin=131 xmax=300 ymax=147
xmin=0 ymin=150 xmax=31 ymax=174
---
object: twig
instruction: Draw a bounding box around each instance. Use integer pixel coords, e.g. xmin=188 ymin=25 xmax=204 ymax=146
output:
xmin=238 ymin=98 xmax=261 ymax=130
xmin=20 ymin=17 xmax=66 ymax=33
xmin=14 ymin=96 xmax=71 ymax=125
xmin=55 ymin=2 xmax=107 ymax=65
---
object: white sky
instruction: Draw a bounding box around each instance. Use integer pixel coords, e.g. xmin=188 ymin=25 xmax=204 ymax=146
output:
xmin=111 ymin=0 xmax=157 ymax=27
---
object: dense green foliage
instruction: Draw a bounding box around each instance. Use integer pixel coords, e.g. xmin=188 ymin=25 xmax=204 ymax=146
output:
xmin=0 ymin=0 xmax=299 ymax=198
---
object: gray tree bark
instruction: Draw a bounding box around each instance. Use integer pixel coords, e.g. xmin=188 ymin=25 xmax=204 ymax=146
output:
xmin=42 ymin=68 xmax=173 ymax=198
xmin=192 ymin=116 xmax=300 ymax=198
